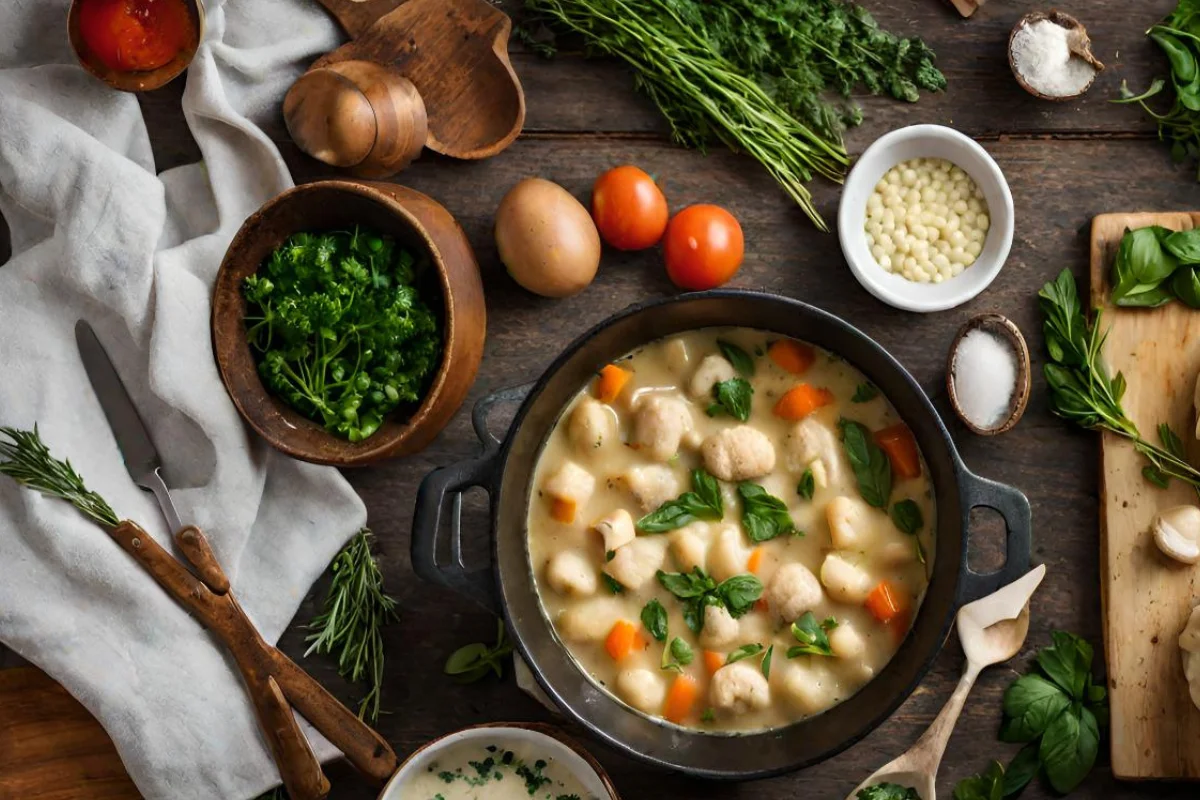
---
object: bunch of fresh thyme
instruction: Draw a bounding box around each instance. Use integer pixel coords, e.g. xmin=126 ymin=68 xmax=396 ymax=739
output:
xmin=1039 ymin=269 xmax=1200 ymax=493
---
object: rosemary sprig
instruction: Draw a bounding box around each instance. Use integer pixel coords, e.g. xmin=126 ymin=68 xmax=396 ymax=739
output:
xmin=305 ymin=529 xmax=398 ymax=723
xmin=1039 ymin=269 xmax=1200 ymax=494
xmin=0 ymin=426 xmax=119 ymax=526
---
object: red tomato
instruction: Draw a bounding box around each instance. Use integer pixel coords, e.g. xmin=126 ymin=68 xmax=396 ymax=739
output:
xmin=591 ymin=166 xmax=669 ymax=251
xmin=663 ymin=204 xmax=744 ymax=290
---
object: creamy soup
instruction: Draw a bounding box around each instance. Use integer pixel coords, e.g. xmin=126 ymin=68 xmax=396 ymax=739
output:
xmin=527 ymin=328 xmax=934 ymax=732
xmin=402 ymin=738 xmax=598 ymax=800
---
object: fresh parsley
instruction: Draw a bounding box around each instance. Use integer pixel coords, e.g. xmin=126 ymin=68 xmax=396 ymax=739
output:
xmin=952 ymin=761 xmax=1004 ymax=800
xmin=709 ymin=377 xmax=754 ymax=421
xmin=641 ymin=599 xmax=668 ymax=642
xmin=797 ymin=468 xmax=815 ymax=500
xmin=994 ymin=631 xmax=1108 ymax=795
xmin=656 ymin=567 xmax=763 ymax=633
xmin=243 ymin=228 xmax=440 ymax=441
xmin=856 ymin=783 xmax=921 ymax=800
xmin=718 ymin=339 xmax=756 ymax=377
xmin=637 ymin=469 xmax=724 ymax=532
xmin=852 ymin=382 xmax=880 ymax=403
xmin=839 ymin=418 xmax=893 ymax=508
xmin=738 ymin=482 xmax=797 ymax=542
xmin=786 ymin=611 xmax=838 ymax=658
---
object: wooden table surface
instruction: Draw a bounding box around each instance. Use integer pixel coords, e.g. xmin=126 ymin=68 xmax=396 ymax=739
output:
xmin=2 ymin=1 xmax=1198 ymax=798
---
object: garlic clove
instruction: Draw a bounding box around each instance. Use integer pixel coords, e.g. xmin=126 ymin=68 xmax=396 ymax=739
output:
xmin=1152 ymin=505 xmax=1200 ymax=564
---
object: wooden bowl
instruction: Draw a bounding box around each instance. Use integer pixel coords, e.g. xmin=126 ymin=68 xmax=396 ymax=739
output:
xmin=1008 ymin=9 xmax=1103 ymax=102
xmin=212 ymin=180 xmax=486 ymax=466
xmin=945 ymin=313 xmax=1031 ymax=436
xmin=67 ymin=0 xmax=204 ymax=92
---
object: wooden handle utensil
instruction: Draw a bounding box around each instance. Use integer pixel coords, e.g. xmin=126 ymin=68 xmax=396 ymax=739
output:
xmin=107 ymin=522 xmax=398 ymax=797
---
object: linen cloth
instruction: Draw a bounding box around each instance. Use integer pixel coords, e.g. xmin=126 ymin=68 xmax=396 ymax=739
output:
xmin=0 ymin=1 xmax=365 ymax=798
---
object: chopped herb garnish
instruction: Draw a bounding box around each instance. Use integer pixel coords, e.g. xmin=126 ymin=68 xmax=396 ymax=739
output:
xmin=787 ymin=611 xmax=838 ymax=658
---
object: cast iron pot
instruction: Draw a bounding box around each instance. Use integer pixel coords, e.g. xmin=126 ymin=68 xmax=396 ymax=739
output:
xmin=412 ymin=290 xmax=1031 ymax=780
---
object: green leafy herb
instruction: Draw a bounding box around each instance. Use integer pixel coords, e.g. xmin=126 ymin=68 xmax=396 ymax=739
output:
xmin=891 ymin=498 xmax=927 ymax=564
xmin=602 ymin=573 xmax=625 ymax=594
xmin=952 ymin=761 xmax=1004 ymax=800
xmin=725 ymin=643 xmax=764 ymax=664
xmin=839 ymin=418 xmax=893 ymax=508
xmin=641 ymin=599 xmax=668 ymax=642
xmin=522 ymin=0 xmax=943 ymax=230
xmin=700 ymin=707 xmax=716 ymax=723
xmin=656 ymin=567 xmax=762 ymax=632
xmin=657 ymin=567 xmax=717 ymax=599
xmin=1110 ymin=226 xmax=1178 ymax=307
xmin=0 ymin=426 xmax=119 ymax=527
xmin=243 ymin=228 xmax=440 ymax=441
xmin=1039 ymin=269 xmax=1200 ymax=499
xmin=1172 ymin=265 xmax=1200 ymax=307
xmin=852 ymin=382 xmax=880 ymax=403
xmin=710 ymin=377 xmax=754 ymax=422
xmin=718 ymin=339 xmax=756 ymax=377
xmin=661 ymin=636 xmax=695 ymax=672
xmin=444 ymin=618 xmax=514 ymax=687
xmin=637 ymin=469 xmax=724 ymax=532
xmin=717 ymin=574 xmax=765 ymax=617
xmin=797 ymin=468 xmax=815 ymax=500
xmin=306 ymin=528 xmax=399 ymax=721
xmin=856 ymin=783 xmax=921 ymax=800
xmin=787 ymin=611 xmax=838 ymax=658
xmin=995 ymin=631 xmax=1108 ymax=795
xmin=738 ymin=482 xmax=797 ymax=542
xmin=761 ymin=644 xmax=774 ymax=679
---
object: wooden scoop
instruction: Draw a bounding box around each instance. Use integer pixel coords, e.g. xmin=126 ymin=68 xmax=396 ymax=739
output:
xmin=846 ymin=565 xmax=1047 ymax=800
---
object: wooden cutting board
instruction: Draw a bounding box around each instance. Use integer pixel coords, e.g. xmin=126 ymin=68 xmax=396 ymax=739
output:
xmin=0 ymin=667 xmax=139 ymax=799
xmin=1092 ymin=212 xmax=1200 ymax=780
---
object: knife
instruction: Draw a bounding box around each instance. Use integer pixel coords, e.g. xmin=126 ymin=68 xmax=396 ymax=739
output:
xmin=74 ymin=320 xmax=398 ymax=791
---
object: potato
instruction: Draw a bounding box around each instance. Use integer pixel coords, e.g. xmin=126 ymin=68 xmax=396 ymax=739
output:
xmin=495 ymin=178 xmax=601 ymax=297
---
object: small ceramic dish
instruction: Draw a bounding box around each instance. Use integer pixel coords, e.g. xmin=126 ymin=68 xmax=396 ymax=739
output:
xmin=837 ymin=124 xmax=1015 ymax=313
xmin=379 ymin=723 xmax=621 ymax=800
xmin=211 ymin=180 xmax=485 ymax=466
xmin=1009 ymin=10 xmax=1104 ymax=102
xmin=945 ymin=313 xmax=1031 ymax=436
xmin=67 ymin=0 xmax=205 ymax=93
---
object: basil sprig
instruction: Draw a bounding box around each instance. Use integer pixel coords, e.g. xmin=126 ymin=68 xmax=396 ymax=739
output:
xmin=637 ymin=469 xmax=724 ymax=533
xmin=738 ymin=482 xmax=797 ymax=542
xmin=839 ymin=418 xmax=892 ymax=508
xmin=707 ymin=377 xmax=754 ymax=421
xmin=717 ymin=339 xmax=756 ymax=377
xmin=786 ymin=611 xmax=838 ymax=658
xmin=890 ymin=498 xmax=927 ymax=564
xmin=656 ymin=567 xmax=763 ymax=634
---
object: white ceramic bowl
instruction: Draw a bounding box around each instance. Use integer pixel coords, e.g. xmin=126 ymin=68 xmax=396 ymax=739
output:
xmin=379 ymin=723 xmax=619 ymax=799
xmin=837 ymin=124 xmax=1014 ymax=313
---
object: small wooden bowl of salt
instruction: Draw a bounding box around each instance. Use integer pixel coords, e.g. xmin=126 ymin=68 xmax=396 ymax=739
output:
xmin=946 ymin=314 xmax=1031 ymax=436
xmin=1009 ymin=10 xmax=1104 ymax=101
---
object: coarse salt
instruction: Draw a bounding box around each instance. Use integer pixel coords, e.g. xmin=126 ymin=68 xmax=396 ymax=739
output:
xmin=1011 ymin=19 xmax=1096 ymax=97
xmin=952 ymin=329 xmax=1016 ymax=429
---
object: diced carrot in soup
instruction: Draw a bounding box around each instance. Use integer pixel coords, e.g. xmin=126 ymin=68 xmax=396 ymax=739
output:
xmin=773 ymin=384 xmax=834 ymax=420
xmin=605 ymin=620 xmax=643 ymax=661
xmin=874 ymin=424 xmax=921 ymax=480
xmin=865 ymin=581 xmax=908 ymax=624
xmin=703 ymin=650 xmax=725 ymax=675
xmin=550 ymin=497 xmax=576 ymax=524
xmin=767 ymin=340 xmax=816 ymax=375
xmin=746 ymin=546 xmax=764 ymax=574
xmin=595 ymin=364 xmax=631 ymax=404
xmin=663 ymin=674 xmax=699 ymax=723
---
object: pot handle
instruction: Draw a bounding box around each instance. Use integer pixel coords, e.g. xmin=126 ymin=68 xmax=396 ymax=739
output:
xmin=956 ymin=471 xmax=1032 ymax=605
xmin=411 ymin=384 xmax=533 ymax=613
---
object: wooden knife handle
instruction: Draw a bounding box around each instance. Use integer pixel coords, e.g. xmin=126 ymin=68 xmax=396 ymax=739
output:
xmin=247 ymin=673 xmax=331 ymax=800
xmin=269 ymin=649 xmax=399 ymax=784
xmin=313 ymin=0 xmax=405 ymax=38
xmin=174 ymin=526 xmax=230 ymax=594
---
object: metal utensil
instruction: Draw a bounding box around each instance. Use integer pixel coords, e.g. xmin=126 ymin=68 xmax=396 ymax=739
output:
xmin=846 ymin=564 xmax=1048 ymax=800
xmin=75 ymin=320 xmax=399 ymax=797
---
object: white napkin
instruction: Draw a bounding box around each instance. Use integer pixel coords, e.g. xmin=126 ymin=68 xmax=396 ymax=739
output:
xmin=0 ymin=1 xmax=365 ymax=798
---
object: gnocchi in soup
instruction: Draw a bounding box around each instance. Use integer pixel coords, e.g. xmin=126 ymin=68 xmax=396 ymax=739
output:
xmin=527 ymin=329 xmax=934 ymax=732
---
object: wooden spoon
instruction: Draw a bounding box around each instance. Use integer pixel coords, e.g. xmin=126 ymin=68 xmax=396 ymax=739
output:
xmin=846 ymin=565 xmax=1047 ymax=800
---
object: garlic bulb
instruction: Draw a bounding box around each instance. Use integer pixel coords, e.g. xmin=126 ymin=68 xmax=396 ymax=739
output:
xmin=1151 ymin=506 xmax=1200 ymax=564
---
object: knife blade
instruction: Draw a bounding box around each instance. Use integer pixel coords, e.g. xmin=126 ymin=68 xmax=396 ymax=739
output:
xmin=75 ymin=320 xmax=182 ymax=533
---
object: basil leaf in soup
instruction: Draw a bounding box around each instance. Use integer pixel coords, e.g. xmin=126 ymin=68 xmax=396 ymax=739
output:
xmin=891 ymin=499 xmax=924 ymax=534
xmin=717 ymin=339 xmax=756 ymax=377
xmin=602 ymin=573 xmax=625 ymax=594
xmin=797 ymin=468 xmax=815 ymax=501
xmin=839 ymin=418 xmax=893 ymax=508
xmin=738 ymin=482 xmax=797 ymax=542
xmin=851 ymin=382 xmax=880 ymax=403
xmin=641 ymin=599 xmax=668 ymax=642
xmin=711 ymin=377 xmax=754 ymax=422
xmin=670 ymin=636 xmax=694 ymax=666
xmin=656 ymin=567 xmax=716 ymax=599
xmin=682 ymin=598 xmax=705 ymax=635
xmin=787 ymin=611 xmax=838 ymax=657
xmin=725 ymin=643 xmax=764 ymax=665
xmin=761 ymin=644 xmax=773 ymax=679
xmin=637 ymin=469 xmax=724 ymax=533
xmin=716 ymin=574 xmax=763 ymax=617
